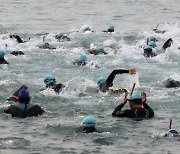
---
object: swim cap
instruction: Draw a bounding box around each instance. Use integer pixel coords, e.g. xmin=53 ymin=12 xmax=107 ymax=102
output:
xmin=166 ymin=76 xmax=173 ymax=81
xmin=148 ymin=41 xmax=156 ymax=48
xmin=82 ymin=116 xmax=96 ymax=128
xmin=144 ymin=45 xmax=152 ymax=50
xmin=18 ymin=88 xmax=30 ymax=99
xmin=44 ymin=74 xmax=55 ymax=85
xmin=84 ymin=27 xmax=91 ymax=32
xmin=128 ymin=92 xmax=141 ymax=101
xmin=0 ymin=50 xmax=5 ymax=58
xmin=97 ymin=77 xmax=107 ymax=87
xmin=77 ymin=54 xmax=87 ymax=62
xmin=108 ymin=25 xmax=115 ymax=31
xmin=96 ymin=45 xmax=104 ymax=52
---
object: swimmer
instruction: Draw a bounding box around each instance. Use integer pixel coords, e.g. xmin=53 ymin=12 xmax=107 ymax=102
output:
xmin=82 ymin=116 xmax=98 ymax=133
xmin=42 ymin=74 xmax=65 ymax=93
xmin=163 ymin=119 xmax=179 ymax=137
xmin=103 ymin=24 xmax=115 ymax=33
xmin=38 ymin=42 xmax=56 ymax=50
xmin=97 ymin=68 xmax=136 ymax=92
xmin=112 ymin=91 xmax=154 ymax=120
xmin=55 ymin=33 xmax=71 ymax=42
xmin=38 ymin=36 xmax=56 ymax=49
xmin=9 ymin=34 xmax=24 ymax=43
xmin=0 ymin=50 xmax=9 ymax=64
xmin=73 ymin=54 xmax=87 ymax=66
xmin=88 ymin=45 xmax=107 ymax=55
xmin=6 ymin=85 xmax=28 ymax=103
xmin=164 ymin=76 xmax=180 ymax=88
xmin=4 ymin=88 xmax=44 ymax=118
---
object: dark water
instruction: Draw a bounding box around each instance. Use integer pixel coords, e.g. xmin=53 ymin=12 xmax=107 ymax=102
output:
xmin=0 ymin=0 xmax=180 ymax=153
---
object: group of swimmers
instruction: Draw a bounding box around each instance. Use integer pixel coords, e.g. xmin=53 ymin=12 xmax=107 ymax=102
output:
xmin=0 ymin=25 xmax=179 ymax=136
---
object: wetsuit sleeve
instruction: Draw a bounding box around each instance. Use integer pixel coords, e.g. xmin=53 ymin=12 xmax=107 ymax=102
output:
xmin=4 ymin=106 xmax=11 ymax=114
xmin=112 ymin=103 xmax=135 ymax=117
xmin=143 ymin=103 xmax=154 ymax=118
xmin=106 ymin=69 xmax=129 ymax=87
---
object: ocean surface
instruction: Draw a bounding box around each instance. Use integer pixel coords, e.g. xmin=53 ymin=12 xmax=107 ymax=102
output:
xmin=0 ymin=0 xmax=180 ymax=153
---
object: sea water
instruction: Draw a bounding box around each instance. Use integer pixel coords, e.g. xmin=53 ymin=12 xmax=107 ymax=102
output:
xmin=0 ymin=0 xmax=180 ymax=153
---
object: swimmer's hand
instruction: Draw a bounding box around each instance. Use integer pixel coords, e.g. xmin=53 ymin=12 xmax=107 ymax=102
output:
xmin=122 ymin=91 xmax=128 ymax=105
xmin=129 ymin=68 xmax=136 ymax=75
xmin=141 ymin=92 xmax=147 ymax=104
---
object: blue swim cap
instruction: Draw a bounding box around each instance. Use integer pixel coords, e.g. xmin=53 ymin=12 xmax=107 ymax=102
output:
xmin=97 ymin=77 xmax=107 ymax=87
xmin=96 ymin=45 xmax=104 ymax=52
xmin=108 ymin=24 xmax=115 ymax=31
xmin=0 ymin=50 xmax=5 ymax=58
xmin=44 ymin=74 xmax=55 ymax=85
xmin=18 ymin=88 xmax=29 ymax=99
xmin=144 ymin=45 xmax=152 ymax=50
xmin=77 ymin=54 xmax=87 ymax=62
xmin=82 ymin=116 xmax=96 ymax=128
xmin=166 ymin=76 xmax=173 ymax=81
xmin=148 ymin=41 xmax=156 ymax=48
xmin=129 ymin=92 xmax=141 ymax=101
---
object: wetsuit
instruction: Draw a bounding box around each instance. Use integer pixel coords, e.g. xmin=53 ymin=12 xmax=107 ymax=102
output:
xmin=44 ymin=83 xmax=65 ymax=94
xmin=10 ymin=35 xmax=24 ymax=43
xmin=112 ymin=103 xmax=154 ymax=119
xmin=4 ymin=103 xmax=44 ymax=118
xmin=99 ymin=69 xmax=129 ymax=92
xmin=0 ymin=58 xmax=9 ymax=64
xmin=162 ymin=38 xmax=173 ymax=51
xmin=38 ymin=43 xmax=56 ymax=50
xmin=143 ymin=48 xmax=157 ymax=58
xmin=73 ymin=61 xmax=87 ymax=66
xmin=55 ymin=34 xmax=71 ymax=42
xmin=87 ymin=49 xmax=107 ymax=55
xmin=83 ymin=127 xmax=98 ymax=133
xmin=10 ymin=51 xmax=24 ymax=56
xmin=165 ymin=80 xmax=180 ymax=88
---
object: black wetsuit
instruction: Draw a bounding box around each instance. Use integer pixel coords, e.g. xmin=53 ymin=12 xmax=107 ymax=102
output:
xmin=38 ymin=43 xmax=56 ymax=50
xmin=10 ymin=35 xmax=24 ymax=43
xmin=10 ymin=51 xmax=24 ymax=56
xmin=87 ymin=49 xmax=107 ymax=55
xmin=99 ymin=69 xmax=129 ymax=92
xmin=162 ymin=38 xmax=173 ymax=51
xmin=73 ymin=61 xmax=87 ymax=66
xmin=143 ymin=48 xmax=157 ymax=58
xmin=4 ymin=103 xmax=44 ymax=118
xmin=55 ymin=35 xmax=71 ymax=42
xmin=45 ymin=83 xmax=65 ymax=94
xmin=0 ymin=58 xmax=9 ymax=64
xmin=112 ymin=103 xmax=154 ymax=120
xmin=165 ymin=80 xmax=180 ymax=88
xmin=83 ymin=127 xmax=98 ymax=133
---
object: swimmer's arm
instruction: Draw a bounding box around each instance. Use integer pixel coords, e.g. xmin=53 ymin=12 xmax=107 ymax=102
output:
xmin=141 ymin=92 xmax=154 ymax=118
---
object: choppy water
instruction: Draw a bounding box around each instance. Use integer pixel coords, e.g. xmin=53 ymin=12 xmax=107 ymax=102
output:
xmin=0 ymin=0 xmax=180 ymax=153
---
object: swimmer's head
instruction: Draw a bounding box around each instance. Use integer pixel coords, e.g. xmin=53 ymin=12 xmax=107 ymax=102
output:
xmin=144 ymin=45 xmax=152 ymax=51
xmin=77 ymin=54 xmax=87 ymax=62
xmin=96 ymin=45 xmax=104 ymax=52
xmin=165 ymin=76 xmax=173 ymax=82
xmin=44 ymin=74 xmax=56 ymax=86
xmin=97 ymin=77 xmax=107 ymax=87
xmin=82 ymin=116 xmax=96 ymax=128
xmin=148 ymin=41 xmax=156 ymax=48
xmin=18 ymin=88 xmax=30 ymax=103
xmin=0 ymin=50 xmax=5 ymax=58
xmin=108 ymin=24 xmax=115 ymax=31
xmin=128 ymin=92 xmax=142 ymax=105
